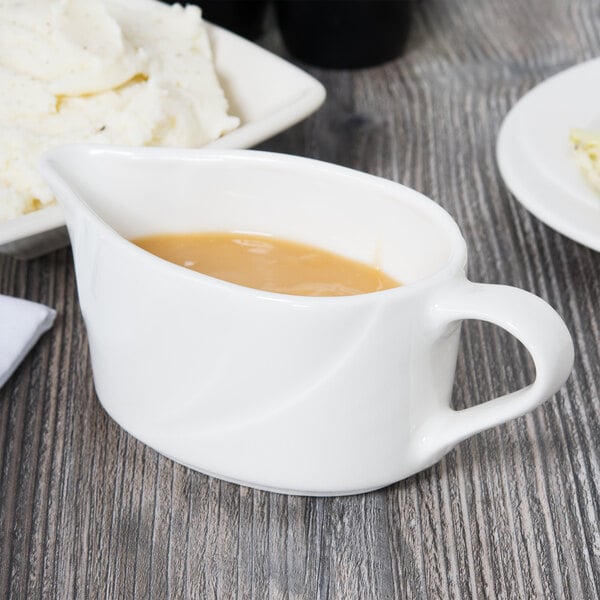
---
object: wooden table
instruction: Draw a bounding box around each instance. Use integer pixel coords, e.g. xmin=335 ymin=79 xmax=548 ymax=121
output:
xmin=2 ymin=1 xmax=599 ymax=597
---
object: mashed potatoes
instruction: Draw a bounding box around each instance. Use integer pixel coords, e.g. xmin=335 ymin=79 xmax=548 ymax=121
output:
xmin=0 ymin=0 xmax=239 ymax=221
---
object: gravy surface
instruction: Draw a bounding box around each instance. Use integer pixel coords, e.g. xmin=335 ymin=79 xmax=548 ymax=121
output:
xmin=133 ymin=232 xmax=400 ymax=297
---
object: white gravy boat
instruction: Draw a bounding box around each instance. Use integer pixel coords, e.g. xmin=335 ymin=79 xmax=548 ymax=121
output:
xmin=40 ymin=145 xmax=574 ymax=496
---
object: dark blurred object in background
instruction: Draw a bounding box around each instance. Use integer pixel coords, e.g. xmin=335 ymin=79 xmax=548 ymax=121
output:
xmin=171 ymin=1 xmax=270 ymax=40
xmin=275 ymin=0 xmax=413 ymax=69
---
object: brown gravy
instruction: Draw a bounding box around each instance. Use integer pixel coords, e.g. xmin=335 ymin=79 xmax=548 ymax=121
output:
xmin=133 ymin=231 xmax=400 ymax=297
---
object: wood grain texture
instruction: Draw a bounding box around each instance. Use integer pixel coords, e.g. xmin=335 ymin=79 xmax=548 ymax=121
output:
xmin=1 ymin=1 xmax=600 ymax=598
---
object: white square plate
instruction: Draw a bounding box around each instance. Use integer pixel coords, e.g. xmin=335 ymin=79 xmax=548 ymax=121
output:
xmin=0 ymin=23 xmax=326 ymax=259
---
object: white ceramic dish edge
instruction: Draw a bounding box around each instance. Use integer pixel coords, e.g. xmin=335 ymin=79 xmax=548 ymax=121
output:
xmin=496 ymin=57 xmax=600 ymax=252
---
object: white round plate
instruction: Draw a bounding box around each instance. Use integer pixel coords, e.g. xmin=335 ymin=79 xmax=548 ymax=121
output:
xmin=497 ymin=57 xmax=600 ymax=251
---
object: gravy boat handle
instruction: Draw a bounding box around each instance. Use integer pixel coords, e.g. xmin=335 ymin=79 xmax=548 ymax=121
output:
xmin=414 ymin=280 xmax=574 ymax=460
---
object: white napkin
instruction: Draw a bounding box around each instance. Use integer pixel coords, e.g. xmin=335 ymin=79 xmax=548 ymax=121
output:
xmin=0 ymin=295 xmax=56 ymax=389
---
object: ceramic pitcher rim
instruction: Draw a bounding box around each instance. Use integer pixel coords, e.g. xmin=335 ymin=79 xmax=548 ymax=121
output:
xmin=40 ymin=144 xmax=469 ymax=305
